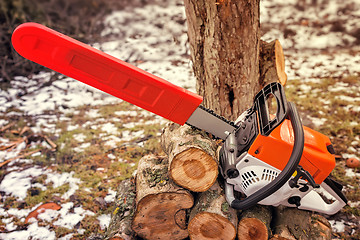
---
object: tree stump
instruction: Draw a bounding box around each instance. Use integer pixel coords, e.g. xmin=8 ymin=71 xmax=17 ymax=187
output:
xmin=272 ymin=206 xmax=332 ymax=240
xmin=104 ymin=178 xmax=137 ymax=240
xmin=237 ymin=205 xmax=272 ymax=240
xmin=131 ymin=154 xmax=194 ymax=240
xmin=160 ymin=123 xmax=218 ymax=192
xmin=188 ymin=181 xmax=238 ymax=240
xmin=259 ymin=39 xmax=287 ymax=87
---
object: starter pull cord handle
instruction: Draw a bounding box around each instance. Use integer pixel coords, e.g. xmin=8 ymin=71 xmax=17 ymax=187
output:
xmin=226 ymin=102 xmax=304 ymax=210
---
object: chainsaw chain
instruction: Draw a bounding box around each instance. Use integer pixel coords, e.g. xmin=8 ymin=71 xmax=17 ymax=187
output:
xmin=186 ymin=105 xmax=238 ymax=140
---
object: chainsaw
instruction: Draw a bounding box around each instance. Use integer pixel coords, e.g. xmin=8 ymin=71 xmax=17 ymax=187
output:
xmin=12 ymin=23 xmax=347 ymax=215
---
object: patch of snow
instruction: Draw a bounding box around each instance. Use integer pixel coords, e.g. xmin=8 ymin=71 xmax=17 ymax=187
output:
xmin=342 ymin=153 xmax=359 ymax=159
xmin=90 ymin=125 xmax=99 ymax=130
xmin=348 ymin=201 xmax=360 ymax=208
xmin=328 ymin=82 xmax=349 ymax=92
xmin=114 ymin=110 xmax=139 ymax=117
xmin=123 ymin=122 xmax=138 ymax=128
xmin=59 ymin=234 xmax=74 ymax=240
xmin=45 ymin=171 xmax=81 ymax=200
xmin=308 ymin=116 xmax=327 ymax=127
xmin=67 ymin=124 xmax=79 ymax=132
xmin=348 ymin=146 xmax=357 ymax=152
xmin=0 ymin=119 xmax=8 ymax=127
xmin=0 ymin=167 xmax=46 ymax=199
xmin=74 ymin=142 xmax=91 ymax=153
xmin=336 ymin=95 xmax=360 ymax=102
xmin=53 ymin=202 xmax=95 ymax=229
xmin=344 ymin=168 xmax=360 ymax=178
xmin=97 ymin=214 xmax=111 ymax=230
xmin=349 ymin=121 xmax=359 ymax=127
xmin=3 ymin=217 xmax=17 ymax=231
xmin=104 ymin=135 xmax=123 ymax=148
xmin=38 ymin=208 xmax=61 ymax=222
xmin=104 ymin=189 xmax=117 ymax=203
xmin=329 ymin=219 xmax=346 ymax=233
xmin=73 ymin=133 xmax=87 ymax=142
xmin=121 ymin=130 xmax=145 ymax=142
xmin=31 ymin=151 xmax=42 ymax=157
xmin=345 ymin=105 xmax=360 ymax=112
xmin=87 ymin=109 xmax=101 ymax=118
xmin=101 ymin=122 xmax=119 ymax=134
xmin=0 ymin=222 xmax=56 ymax=240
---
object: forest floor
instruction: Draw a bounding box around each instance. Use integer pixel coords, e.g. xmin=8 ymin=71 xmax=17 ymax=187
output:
xmin=0 ymin=0 xmax=359 ymax=239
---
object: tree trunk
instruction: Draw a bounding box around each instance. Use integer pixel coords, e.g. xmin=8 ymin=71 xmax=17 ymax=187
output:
xmin=160 ymin=123 xmax=218 ymax=192
xmin=271 ymin=207 xmax=332 ymax=240
xmin=184 ymin=0 xmax=261 ymax=120
xmin=131 ymin=154 xmax=194 ymax=240
xmin=188 ymin=181 xmax=237 ymax=240
xmin=104 ymin=178 xmax=137 ymax=240
xmin=237 ymin=205 xmax=272 ymax=240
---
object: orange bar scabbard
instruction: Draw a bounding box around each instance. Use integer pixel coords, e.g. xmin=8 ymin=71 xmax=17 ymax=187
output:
xmin=12 ymin=23 xmax=203 ymax=125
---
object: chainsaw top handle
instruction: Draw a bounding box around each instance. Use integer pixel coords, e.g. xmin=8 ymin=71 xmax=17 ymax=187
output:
xmin=226 ymin=101 xmax=305 ymax=210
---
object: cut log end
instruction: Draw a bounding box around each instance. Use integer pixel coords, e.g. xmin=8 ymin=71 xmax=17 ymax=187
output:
xmin=274 ymin=39 xmax=287 ymax=86
xmin=170 ymin=147 xmax=218 ymax=192
xmin=238 ymin=218 xmax=269 ymax=240
xmin=188 ymin=212 xmax=236 ymax=240
xmin=132 ymin=192 xmax=193 ymax=240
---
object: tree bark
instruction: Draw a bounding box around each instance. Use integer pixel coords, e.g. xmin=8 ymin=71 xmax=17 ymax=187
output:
xmin=271 ymin=207 xmax=332 ymax=240
xmin=237 ymin=205 xmax=272 ymax=240
xmin=131 ymin=154 xmax=194 ymax=240
xmin=104 ymin=178 xmax=137 ymax=240
xmin=160 ymin=123 xmax=218 ymax=192
xmin=184 ymin=0 xmax=261 ymax=121
xmin=259 ymin=39 xmax=287 ymax=87
xmin=188 ymin=181 xmax=237 ymax=240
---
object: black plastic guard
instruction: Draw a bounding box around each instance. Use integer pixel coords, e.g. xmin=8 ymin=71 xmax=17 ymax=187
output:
xmin=254 ymin=82 xmax=288 ymax=136
xmin=324 ymin=177 xmax=348 ymax=204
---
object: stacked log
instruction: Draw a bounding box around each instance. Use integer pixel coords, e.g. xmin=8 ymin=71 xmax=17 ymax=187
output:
xmin=188 ymin=181 xmax=238 ymax=240
xmin=237 ymin=205 xmax=272 ymax=240
xmin=271 ymin=207 xmax=332 ymax=240
xmin=160 ymin=123 xmax=218 ymax=192
xmin=132 ymin=154 xmax=194 ymax=240
xmin=104 ymin=178 xmax=137 ymax=240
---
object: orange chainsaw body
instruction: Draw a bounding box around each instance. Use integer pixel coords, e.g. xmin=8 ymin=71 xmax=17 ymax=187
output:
xmin=248 ymin=118 xmax=335 ymax=184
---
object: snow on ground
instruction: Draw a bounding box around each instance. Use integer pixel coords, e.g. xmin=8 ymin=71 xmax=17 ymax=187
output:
xmin=261 ymin=0 xmax=360 ymax=80
xmin=1 ymin=0 xmax=359 ymax=238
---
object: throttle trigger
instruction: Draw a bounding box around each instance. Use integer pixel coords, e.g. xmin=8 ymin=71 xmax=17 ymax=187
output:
xmin=289 ymin=166 xmax=319 ymax=189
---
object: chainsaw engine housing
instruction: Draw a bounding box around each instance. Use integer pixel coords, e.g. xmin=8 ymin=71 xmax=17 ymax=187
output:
xmin=219 ymin=83 xmax=347 ymax=214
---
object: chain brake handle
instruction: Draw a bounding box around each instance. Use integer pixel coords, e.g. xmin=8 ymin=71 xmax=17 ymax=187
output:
xmin=254 ymin=82 xmax=288 ymax=136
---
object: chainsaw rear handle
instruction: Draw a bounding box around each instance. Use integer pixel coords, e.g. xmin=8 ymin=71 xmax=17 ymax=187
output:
xmin=226 ymin=102 xmax=305 ymax=210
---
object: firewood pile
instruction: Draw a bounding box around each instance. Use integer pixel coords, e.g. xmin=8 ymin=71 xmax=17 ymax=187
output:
xmin=104 ymin=123 xmax=332 ymax=240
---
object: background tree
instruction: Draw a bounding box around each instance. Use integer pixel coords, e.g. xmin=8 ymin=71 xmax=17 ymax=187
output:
xmin=184 ymin=0 xmax=261 ymax=120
